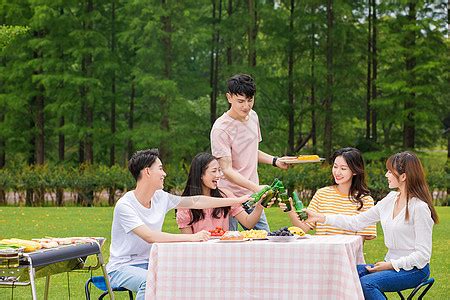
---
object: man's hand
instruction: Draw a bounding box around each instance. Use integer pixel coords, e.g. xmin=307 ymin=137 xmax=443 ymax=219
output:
xmin=305 ymin=209 xmax=326 ymax=223
xmin=366 ymin=262 xmax=393 ymax=273
xmin=278 ymin=197 xmax=293 ymax=212
xmin=276 ymin=156 xmax=290 ymax=169
xmin=238 ymin=195 xmax=253 ymax=203
xmin=191 ymin=230 xmax=210 ymax=242
xmin=256 ymin=191 xmax=274 ymax=208
xmin=256 ymin=185 xmax=269 ymax=193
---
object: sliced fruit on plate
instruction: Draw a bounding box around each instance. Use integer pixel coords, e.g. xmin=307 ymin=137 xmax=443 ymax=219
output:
xmin=208 ymin=226 xmax=226 ymax=236
xmin=288 ymin=226 xmax=305 ymax=236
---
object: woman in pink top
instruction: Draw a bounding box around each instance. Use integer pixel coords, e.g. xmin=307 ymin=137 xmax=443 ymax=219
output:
xmin=177 ymin=153 xmax=265 ymax=233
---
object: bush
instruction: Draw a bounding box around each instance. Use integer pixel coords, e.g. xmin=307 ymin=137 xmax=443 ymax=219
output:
xmin=0 ymin=155 xmax=447 ymax=206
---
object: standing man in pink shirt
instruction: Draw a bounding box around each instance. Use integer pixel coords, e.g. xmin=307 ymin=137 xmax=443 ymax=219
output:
xmin=210 ymin=74 xmax=289 ymax=231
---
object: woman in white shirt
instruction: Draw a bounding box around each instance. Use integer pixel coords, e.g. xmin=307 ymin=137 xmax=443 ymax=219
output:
xmin=305 ymin=151 xmax=439 ymax=300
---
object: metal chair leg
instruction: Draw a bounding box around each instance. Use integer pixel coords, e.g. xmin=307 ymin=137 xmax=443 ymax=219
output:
xmin=85 ymin=278 xmax=92 ymax=300
xmin=408 ymin=278 xmax=435 ymax=300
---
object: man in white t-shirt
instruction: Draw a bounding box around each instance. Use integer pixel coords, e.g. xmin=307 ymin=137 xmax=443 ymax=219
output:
xmin=107 ymin=149 xmax=249 ymax=299
xmin=211 ymin=74 xmax=289 ymax=231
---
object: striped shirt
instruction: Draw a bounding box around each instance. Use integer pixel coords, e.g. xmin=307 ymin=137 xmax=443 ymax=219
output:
xmin=308 ymin=186 xmax=377 ymax=237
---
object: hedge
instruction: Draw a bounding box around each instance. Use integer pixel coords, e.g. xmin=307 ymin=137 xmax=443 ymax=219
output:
xmin=0 ymin=159 xmax=447 ymax=206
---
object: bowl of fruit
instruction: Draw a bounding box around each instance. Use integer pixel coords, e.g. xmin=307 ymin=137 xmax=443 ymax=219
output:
xmin=267 ymin=227 xmax=296 ymax=242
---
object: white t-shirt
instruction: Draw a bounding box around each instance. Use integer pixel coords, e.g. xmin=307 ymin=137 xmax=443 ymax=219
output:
xmin=106 ymin=189 xmax=181 ymax=273
xmin=326 ymin=191 xmax=434 ymax=271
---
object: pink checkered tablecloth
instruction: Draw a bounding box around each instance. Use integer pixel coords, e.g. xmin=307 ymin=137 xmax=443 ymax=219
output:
xmin=145 ymin=235 xmax=365 ymax=299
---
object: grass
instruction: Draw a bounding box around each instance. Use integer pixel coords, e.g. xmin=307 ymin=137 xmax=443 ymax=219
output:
xmin=0 ymin=206 xmax=448 ymax=299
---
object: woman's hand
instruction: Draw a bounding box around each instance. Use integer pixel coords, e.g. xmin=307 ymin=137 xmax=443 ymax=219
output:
xmin=305 ymin=209 xmax=326 ymax=223
xmin=191 ymin=230 xmax=210 ymax=242
xmin=366 ymin=262 xmax=393 ymax=273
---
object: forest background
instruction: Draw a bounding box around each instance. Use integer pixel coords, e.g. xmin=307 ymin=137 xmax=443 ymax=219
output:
xmin=0 ymin=0 xmax=448 ymax=207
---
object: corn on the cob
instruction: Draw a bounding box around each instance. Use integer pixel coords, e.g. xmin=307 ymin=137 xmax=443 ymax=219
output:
xmin=0 ymin=238 xmax=42 ymax=252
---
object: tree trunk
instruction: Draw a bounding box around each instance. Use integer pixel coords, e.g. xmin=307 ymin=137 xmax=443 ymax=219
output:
xmin=324 ymin=0 xmax=334 ymax=160
xmin=109 ymin=0 xmax=117 ymax=206
xmin=78 ymin=0 xmax=94 ymax=206
xmin=247 ymin=0 xmax=257 ymax=67
xmin=26 ymin=120 xmax=35 ymax=206
xmin=34 ymin=92 xmax=45 ymax=206
xmin=110 ymin=0 xmax=116 ymax=167
xmin=287 ymin=0 xmax=295 ymax=155
xmin=371 ymin=0 xmax=377 ymax=141
xmin=403 ymin=1 xmax=416 ymax=149
xmin=310 ymin=16 xmax=317 ymax=152
xmin=210 ymin=0 xmax=221 ymax=127
xmin=0 ymin=110 xmax=4 ymax=205
xmin=33 ymin=30 xmax=45 ymax=206
xmin=78 ymin=102 xmax=85 ymax=164
xmin=366 ymin=0 xmax=372 ymax=140
xmin=159 ymin=0 xmax=172 ymax=160
xmin=226 ymin=0 xmax=233 ymax=66
xmin=57 ymin=116 xmax=64 ymax=206
xmin=127 ymin=80 xmax=135 ymax=161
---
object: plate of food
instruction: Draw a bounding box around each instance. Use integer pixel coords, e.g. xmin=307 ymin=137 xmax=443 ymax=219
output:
xmin=208 ymin=227 xmax=226 ymax=239
xmin=217 ymin=238 xmax=249 ymax=243
xmin=267 ymin=236 xmax=296 ymax=243
xmin=240 ymin=229 xmax=268 ymax=240
xmin=217 ymin=231 xmax=248 ymax=242
xmin=296 ymin=234 xmax=311 ymax=239
xmin=278 ymin=155 xmax=325 ymax=164
xmin=267 ymin=227 xmax=296 ymax=242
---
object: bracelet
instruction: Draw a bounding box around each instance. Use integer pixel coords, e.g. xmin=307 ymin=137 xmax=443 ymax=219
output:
xmin=272 ymin=156 xmax=278 ymax=167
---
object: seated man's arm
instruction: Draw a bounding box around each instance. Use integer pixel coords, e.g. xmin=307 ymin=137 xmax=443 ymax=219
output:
xmin=176 ymin=193 xmax=249 ymax=209
xmin=217 ymin=156 xmax=260 ymax=193
xmin=132 ymin=225 xmax=208 ymax=243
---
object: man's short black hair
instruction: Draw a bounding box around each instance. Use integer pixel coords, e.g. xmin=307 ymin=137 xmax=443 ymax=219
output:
xmin=227 ymin=74 xmax=256 ymax=98
xmin=128 ymin=148 xmax=160 ymax=181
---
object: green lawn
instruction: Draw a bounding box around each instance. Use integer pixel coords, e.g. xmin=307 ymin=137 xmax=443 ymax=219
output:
xmin=0 ymin=206 xmax=448 ymax=299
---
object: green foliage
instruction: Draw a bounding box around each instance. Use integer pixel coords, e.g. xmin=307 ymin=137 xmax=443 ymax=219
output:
xmin=0 ymin=25 xmax=29 ymax=51
xmin=0 ymin=155 xmax=446 ymax=206
xmin=0 ymin=1 xmax=448 ymax=207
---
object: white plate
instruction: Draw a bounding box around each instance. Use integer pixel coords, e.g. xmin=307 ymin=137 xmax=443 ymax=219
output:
xmin=216 ymin=238 xmax=249 ymax=243
xmin=296 ymin=234 xmax=311 ymax=239
xmin=267 ymin=236 xmax=296 ymax=242
xmin=278 ymin=157 xmax=325 ymax=164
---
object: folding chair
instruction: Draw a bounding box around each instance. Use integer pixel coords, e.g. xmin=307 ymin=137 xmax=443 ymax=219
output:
xmin=85 ymin=276 xmax=134 ymax=300
xmin=397 ymin=277 xmax=435 ymax=300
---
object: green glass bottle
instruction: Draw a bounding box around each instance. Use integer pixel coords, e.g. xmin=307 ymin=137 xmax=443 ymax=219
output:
xmin=243 ymin=178 xmax=285 ymax=209
xmin=278 ymin=192 xmax=291 ymax=212
xmin=292 ymin=191 xmax=308 ymax=221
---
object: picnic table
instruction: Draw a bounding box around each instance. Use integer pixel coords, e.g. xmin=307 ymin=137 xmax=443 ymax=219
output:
xmin=145 ymin=235 xmax=365 ymax=299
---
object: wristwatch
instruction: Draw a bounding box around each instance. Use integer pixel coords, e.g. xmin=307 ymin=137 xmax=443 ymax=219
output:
xmin=272 ymin=156 xmax=278 ymax=167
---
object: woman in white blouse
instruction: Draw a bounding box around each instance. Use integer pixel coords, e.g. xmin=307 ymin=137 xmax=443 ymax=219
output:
xmin=305 ymin=151 xmax=439 ymax=300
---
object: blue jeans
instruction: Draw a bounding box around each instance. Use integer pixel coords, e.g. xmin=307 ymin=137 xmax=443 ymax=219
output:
xmin=357 ymin=263 xmax=430 ymax=300
xmin=109 ymin=263 xmax=148 ymax=300
xmin=229 ymin=208 xmax=270 ymax=231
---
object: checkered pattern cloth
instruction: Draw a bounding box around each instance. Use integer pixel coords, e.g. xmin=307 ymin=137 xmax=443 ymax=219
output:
xmin=145 ymin=235 xmax=365 ymax=299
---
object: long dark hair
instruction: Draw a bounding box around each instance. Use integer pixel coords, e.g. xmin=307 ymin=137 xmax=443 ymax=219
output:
xmin=181 ymin=152 xmax=230 ymax=225
xmin=386 ymin=151 xmax=439 ymax=223
xmin=331 ymin=147 xmax=370 ymax=210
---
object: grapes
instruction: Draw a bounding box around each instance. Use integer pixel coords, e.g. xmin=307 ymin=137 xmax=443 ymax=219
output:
xmin=268 ymin=227 xmax=293 ymax=237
